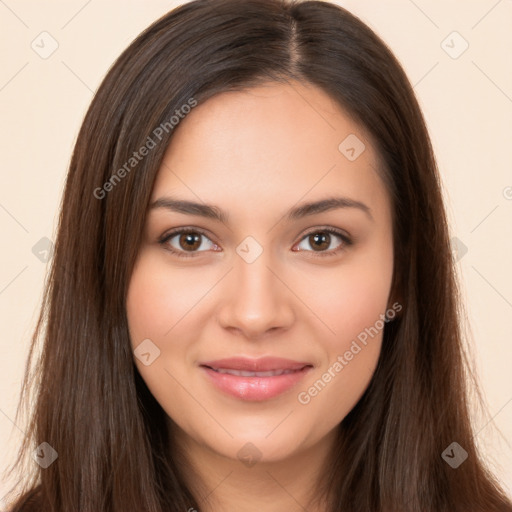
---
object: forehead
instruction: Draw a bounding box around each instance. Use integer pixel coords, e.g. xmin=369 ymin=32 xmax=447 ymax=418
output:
xmin=151 ymin=81 xmax=388 ymax=219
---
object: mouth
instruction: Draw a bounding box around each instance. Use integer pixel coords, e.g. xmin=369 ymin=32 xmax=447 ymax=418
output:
xmin=205 ymin=367 xmax=303 ymax=377
xmin=199 ymin=357 xmax=313 ymax=401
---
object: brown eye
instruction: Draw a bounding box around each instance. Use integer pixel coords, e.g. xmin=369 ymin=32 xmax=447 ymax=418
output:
xmin=295 ymin=228 xmax=352 ymax=257
xmin=178 ymin=232 xmax=202 ymax=251
xmin=308 ymin=232 xmax=331 ymax=251
xmin=159 ymin=229 xmax=219 ymax=258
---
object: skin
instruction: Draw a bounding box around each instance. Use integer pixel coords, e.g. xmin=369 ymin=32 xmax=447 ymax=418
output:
xmin=126 ymin=80 xmax=395 ymax=512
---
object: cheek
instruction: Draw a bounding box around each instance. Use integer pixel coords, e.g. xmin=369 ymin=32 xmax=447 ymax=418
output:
xmin=296 ymin=332 xmax=382 ymax=427
xmin=125 ymin=252 xmax=216 ymax=398
xmin=331 ymin=269 xmax=390 ymax=348
xmin=295 ymin=253 xmax=393 ymax=351
xmin=126 ymin=256 xmax=198 ymax=422
xmin=126 ymin=252 xmax=209 ymax=342
xmin=294 ymin=275 xmax=388 ymax=426
xmin=293 ymin=248 xmax=392 ymax=415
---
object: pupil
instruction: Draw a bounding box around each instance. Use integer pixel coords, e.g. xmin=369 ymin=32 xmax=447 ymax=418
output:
xmin=312 ymin=232 xmax=329 ymax=251
xmin=181 ymin=233 xmax=200 ymax=250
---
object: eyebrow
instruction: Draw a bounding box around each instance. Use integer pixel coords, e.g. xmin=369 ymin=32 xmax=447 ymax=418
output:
xmin=149 ymin=196 xmax=373 ymax=223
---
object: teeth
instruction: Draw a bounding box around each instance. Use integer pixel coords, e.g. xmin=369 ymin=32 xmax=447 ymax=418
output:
xmin=213 ymin=368 xmax=297 ymax=377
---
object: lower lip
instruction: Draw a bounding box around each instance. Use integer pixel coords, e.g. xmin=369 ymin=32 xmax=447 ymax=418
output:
xmin=201 ymin=366 xmax=312 ymax=401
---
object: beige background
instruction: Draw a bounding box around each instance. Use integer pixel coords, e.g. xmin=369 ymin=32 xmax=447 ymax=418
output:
xmin=1 ymin=0 xmax=511 ymax=505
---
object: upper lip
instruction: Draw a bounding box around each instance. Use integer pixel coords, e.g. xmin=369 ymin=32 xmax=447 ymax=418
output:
xmin=200 ymin=357 xmax=312 ymax=372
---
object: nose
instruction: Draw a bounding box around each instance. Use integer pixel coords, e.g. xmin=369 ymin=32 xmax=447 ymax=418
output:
xmin=216 ymin=248 xmax=295 ymax=340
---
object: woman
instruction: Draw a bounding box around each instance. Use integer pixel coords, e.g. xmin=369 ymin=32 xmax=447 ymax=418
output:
xmin=5 ymin=0 xmax=512 ymax=510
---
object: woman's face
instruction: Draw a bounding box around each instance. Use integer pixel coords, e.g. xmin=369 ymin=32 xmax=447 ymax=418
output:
xmin=126 ymin=81 xmax=394 ymax=464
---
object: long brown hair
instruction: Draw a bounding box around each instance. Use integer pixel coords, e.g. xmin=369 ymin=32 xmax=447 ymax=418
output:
xmin=4 ymin=0 xmax=512 ymax=510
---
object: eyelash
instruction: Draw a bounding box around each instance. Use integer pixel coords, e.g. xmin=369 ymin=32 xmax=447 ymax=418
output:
xmin=158 ymin=226 xmax=353 ymax=259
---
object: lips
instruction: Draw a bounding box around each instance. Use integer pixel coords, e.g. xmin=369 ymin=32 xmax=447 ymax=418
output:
xmin=211 ymin=368 xmax=298 ymax=377
xmin=199 ymin=356 xmax=313 ymax=401
xmin=200 ymin=356 xmax=311 ymax=372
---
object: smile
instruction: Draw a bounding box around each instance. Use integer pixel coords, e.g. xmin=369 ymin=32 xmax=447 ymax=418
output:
xmin=199 ymin=357 xmax=313 ymax=401
xmin=209 ymin=368 xmax=299 ymax=377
